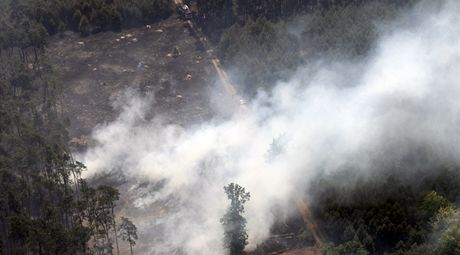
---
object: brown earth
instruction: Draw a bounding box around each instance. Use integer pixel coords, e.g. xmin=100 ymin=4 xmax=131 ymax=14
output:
xmin=47 ymin=15 xmax=228 ymax=145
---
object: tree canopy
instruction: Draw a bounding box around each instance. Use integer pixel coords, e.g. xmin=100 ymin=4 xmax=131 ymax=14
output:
xmin=0 ymin=0 xmax=173 ymax=51
xmin=0 ymin=12 xmax=133 ymax=253
xmin=221 ymin=183 xmax=251 ymax=255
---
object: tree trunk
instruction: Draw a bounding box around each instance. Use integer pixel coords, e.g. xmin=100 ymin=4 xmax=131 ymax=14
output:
xmin=105 ymin=231 xmax=113 ymax=255
xmin=112 ymin=207 xmax=120 ymax=255
xmin=130 ymin=243 xmax=133 ymax=255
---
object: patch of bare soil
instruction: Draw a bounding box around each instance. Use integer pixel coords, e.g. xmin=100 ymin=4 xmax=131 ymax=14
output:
xmin=47 ymin=16 xmax=221 ymax=144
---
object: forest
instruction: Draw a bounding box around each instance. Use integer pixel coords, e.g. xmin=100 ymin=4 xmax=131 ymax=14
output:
xmin=0 ymin=44 xmax=138 ymax=254
xmin=312 ymin=166 xmax=460 ymax=254
xmin=196 ymin=0 xmax=417 ymax=94
xmin=0 ymin=0 xmax=172 ymax=47
xmin=1 ymin=0 xmax=460 ymax=254
xmin=0 ymin=1 xmax=144 ymax=253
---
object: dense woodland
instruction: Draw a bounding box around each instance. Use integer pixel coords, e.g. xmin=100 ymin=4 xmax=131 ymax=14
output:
xmin=1 ymin=0 xmax=460 ymax=254
xmin=0 ymin=1 xmax=141 ymax=253
xmin=194 ymin=0 xmax=417 ymax=95
xmin=0 ymin=49 xmax=137 ymax=254
xmin=0 ymin=0 xmax=172 ymax=44
xmin=312 ymin=166 xmax=460 ymax=254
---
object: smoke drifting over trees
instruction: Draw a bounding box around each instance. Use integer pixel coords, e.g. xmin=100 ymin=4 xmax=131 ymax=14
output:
xmin=78 ymin=0 xmax=460 ymax=254
xmin=2 ymin=0 xmax=460 ymax=254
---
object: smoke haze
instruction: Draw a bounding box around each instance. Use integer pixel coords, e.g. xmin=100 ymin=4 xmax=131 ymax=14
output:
xmin=80 ymin=0 xmax=460 ymax=254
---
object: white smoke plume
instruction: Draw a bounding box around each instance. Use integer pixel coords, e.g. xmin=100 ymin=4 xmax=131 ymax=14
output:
xmin=80 ymin=1 xmax=460 ymax=254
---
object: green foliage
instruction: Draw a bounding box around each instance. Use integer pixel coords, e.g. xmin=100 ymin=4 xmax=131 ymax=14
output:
xmin=0 ymin=23 xmax=123 ymax=254
xmin=418 ymin=191 xmax=452 ymax=221
xmin=430 ymin=207 xmax=460 ymax=255
xmin=405 ymin=206 xmax=460 ymax=254
xmin=323 ymin=240 xmax=369 ymax=255
xmin=437 ymin=226 xmax=460 ymax=255
xmin=70 ymin=0 xmax=173 ymax=34
xmin=217 ymin=18 xmax=300 ymax=94
xmin=221 ymin=183 xmax=251 ymax=255
xmin=198 ymin=0 xmax=416 ymax=27
xmin=301 ymin=1 xmax=399 ymax=57
xmin=214 ymin=1 xmax=406 ymax=94
xmin=0 ymin=58 xmax=93 ymax=253
xmin=78 ymin=184 xmax=121 ymax=254
xmin=312 ymin=165 xmax=460 ymax=255
xmin=0 ymin=0 xmax=173 ymax=47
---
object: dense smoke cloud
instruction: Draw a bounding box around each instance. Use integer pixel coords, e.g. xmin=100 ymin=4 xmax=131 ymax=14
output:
xmin=80 ymin=1 xmax=460 ymax=254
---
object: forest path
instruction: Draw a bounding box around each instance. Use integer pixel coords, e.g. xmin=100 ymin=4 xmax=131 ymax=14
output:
xmin=188 ymin=20 xmax=239 ymax=100
xmin=174 ymin=0 xmax=243 ymax=107
xmin=295 ymin=197 xmax=324 ymax=247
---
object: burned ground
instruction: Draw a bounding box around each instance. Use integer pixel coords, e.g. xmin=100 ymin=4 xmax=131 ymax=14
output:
xmin=47 ymin=16 xmax=222 ymax=144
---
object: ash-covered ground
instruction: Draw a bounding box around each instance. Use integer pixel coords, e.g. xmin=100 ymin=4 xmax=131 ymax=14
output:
xmin=47 ymin=16 xmax=224 ymax=144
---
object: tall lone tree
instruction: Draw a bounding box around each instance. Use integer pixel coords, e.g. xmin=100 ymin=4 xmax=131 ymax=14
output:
xmin=119 ymin=217 xmax=138 ymax=255
xmin=221 ymin=183 xmax=251 ymax=255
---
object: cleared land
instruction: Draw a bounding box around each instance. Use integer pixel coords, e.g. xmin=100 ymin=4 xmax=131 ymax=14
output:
xmin=47 ymin=16 xmax=226 ymax=143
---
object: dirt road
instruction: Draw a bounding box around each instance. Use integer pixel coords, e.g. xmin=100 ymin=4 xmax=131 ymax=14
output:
xmin=174 ymin=0 xmax=243 ymax=107
xmin=187 ymin=20 xmax=239 ymax=98
xmin=296 ymin=198 xmax=324 ymax=247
